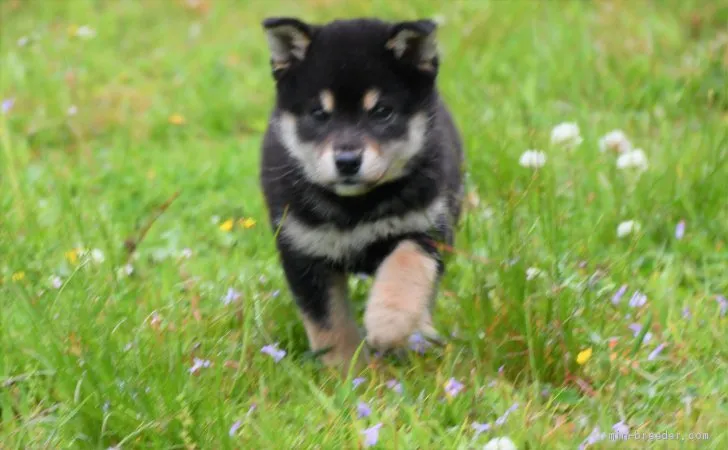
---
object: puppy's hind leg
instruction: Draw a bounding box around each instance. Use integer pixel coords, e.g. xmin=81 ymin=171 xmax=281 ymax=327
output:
xmin=364 ymin=239 xmax=441 ymax=351
xmin=279 ymin=250 xmax=367 ymax=371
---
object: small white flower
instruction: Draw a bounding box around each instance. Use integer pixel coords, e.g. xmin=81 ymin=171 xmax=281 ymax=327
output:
xmin=519 ymin=150 xmax=546 ymax=168
xmin=617 ymin=220 xmax=641 ymax=238
xmin=75 ymin=25 xmax=96 ymax=39
xmin=483 ymin=436 xmax=517 ymax=450
xmin=17 ymin=36 xmax=29 ymax=47
xmin=180 ymin=248 xmax=193 ymax=259
xmin=90 ymin=248 xmax=105 ymax=264
xmin=598 ymin=130 xmax=632 ymax=153
xmin=550 ymin=122 xmax=582 ymax=148
xmin=117 ymin=264 xmax=134 ymax=279
xmin=616 ymin=149 xmax=648 ymax=171
xmin=67 ymin=105 xmax=78 ymax=116
xmin=50 ymin=276 xmax=63 ymax=289
xmin=526 ymin=267 xmax=542 ymax=281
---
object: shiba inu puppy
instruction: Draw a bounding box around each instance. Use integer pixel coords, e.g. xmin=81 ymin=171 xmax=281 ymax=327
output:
xmin=259 ymin=17 xmax=464 ymax=370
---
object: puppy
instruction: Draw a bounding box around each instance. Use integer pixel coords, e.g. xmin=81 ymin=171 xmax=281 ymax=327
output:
xmin=259 ymin=17 xmax=464 ymax=370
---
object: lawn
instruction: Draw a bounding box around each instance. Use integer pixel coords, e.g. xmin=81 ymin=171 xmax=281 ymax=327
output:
xmin=1 ymin=0 xmax=727 ymax=448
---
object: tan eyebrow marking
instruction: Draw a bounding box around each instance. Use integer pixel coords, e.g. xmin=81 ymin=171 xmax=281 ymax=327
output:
xmin=362 ymin=88 xmax=380 ymax=111
xmin=320 ymin=89 xmax=334 ymax=113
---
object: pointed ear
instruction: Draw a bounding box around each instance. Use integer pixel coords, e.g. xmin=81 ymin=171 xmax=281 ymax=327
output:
xmin=262 ymin=17 xmax=313 ymax=78
xmin=386 ymin=20 xmax=439 ymax=73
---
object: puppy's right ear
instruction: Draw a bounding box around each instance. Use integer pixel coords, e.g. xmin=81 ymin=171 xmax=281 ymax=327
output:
xmin=262 ymin=17 xmax=313 ymax=79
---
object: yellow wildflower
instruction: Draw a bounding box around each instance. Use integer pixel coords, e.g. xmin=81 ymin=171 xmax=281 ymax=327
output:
xmin=576 ymin=348 xmax=593 ymax=365
xmin=168 ymin=113 xmax=186 ymax=125
xmin=240 ymin=218 xmax=256 ymax=229
xmin=65 ymin=249 xmax=79 ymax=264
xmin=219 ymin=219 xmax=234 ymax=232
xmin=11 ymin=271 xmax=25 ymax=282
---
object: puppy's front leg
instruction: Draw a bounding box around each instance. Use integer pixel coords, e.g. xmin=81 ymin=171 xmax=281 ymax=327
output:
xmin=364 ymin=239 xmax=440 ymax=351
xmin=279 ymin=249 xmax=366 ymax=370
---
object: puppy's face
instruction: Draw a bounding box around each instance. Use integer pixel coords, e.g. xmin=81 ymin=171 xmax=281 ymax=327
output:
xmin=263 ymin=18 xmax=439 ymax=196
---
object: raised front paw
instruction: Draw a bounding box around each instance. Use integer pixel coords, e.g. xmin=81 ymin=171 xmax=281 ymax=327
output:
xmin=364 ymin=240 xmax=439 ymax=351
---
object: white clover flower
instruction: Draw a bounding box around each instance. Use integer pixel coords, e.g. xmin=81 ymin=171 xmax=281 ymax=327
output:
xmin=483 ymin=436 xmax=517 ymax=450
xmin=519 ymin=150 xmax=546 ymax=168
xmin=616 ymin=149 xmax=648 ymax=171
xmin=550 ymin=122 xmax=582 ymax=148
xmin=599 ymin=130 xmax=632 ymax=153
xmin=617 ymin=220 xmax=640 ymax=238
xmin=90 ymin=248 xmax=105 ymax=264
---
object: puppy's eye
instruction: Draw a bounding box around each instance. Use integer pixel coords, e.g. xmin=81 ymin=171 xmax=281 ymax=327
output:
xmin=309 ymin=106 xmax=331 ymax=122
xmin=369 ymin=104 xmax=394 ymax=122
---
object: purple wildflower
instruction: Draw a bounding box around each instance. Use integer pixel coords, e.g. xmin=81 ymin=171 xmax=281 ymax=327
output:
xmin=362 ymin=423 xmax=382 ymax=447
xmin=675 ymin=220 xmax=686 ymax=240
xmin=612 ymin=421 xmax=629 ymax=438
xmin=498 ymin=365 xmax=505 ymax=375
xmin=261 ymin=343 xmax=286 ymax=362
xmin=648 ymin=343 xmax=666 ymax=361
xmin=628 ymin=323 xmax=652 ymax=343
xmin=222 ymin=287 xmax=241 ymax=305
xmin=578 ymin=427 xmax=605 ymax=450
xmin=357 ymin=401 xmax=372 ymax=419
xmin=628 ymin=291 xmax=647 ymax=308
xmin=444 ymin=377 xmax=464 ymax=398
xmin=352 ymin=377 xmax=366 ymax=388
xmin=385 ymin=379 xmax=402 ymax=394
xmin=494 ymin=403 xmax=518 ymax=427
xmin=682 ymin=307 xmax=691 ymax=319
xmin=408 ymin=332 xmax=431 ymax=354
xmin=247 ymin=403 xmax=257 ymax=415
xmin=717 ymin=295 xmax=727 ymax=317
xmin=229 ymin=420 xmax=242 ymax=437
xmin=1 ymin=98 xmax=14 ymax=114
xmin=611 ymin=284 xmax=628 ymax=305
xmin=472 ymin=422 xmax=492 ymax=436
xmin=189 ymin=357 xmax=211 ymax=374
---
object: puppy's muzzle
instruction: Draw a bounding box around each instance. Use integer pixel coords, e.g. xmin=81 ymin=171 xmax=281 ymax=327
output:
xmin=334 ymin=148 xmax=363 ymax=177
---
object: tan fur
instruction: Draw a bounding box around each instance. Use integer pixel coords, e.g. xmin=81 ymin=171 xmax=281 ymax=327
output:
xmin=301 ymin=274 xmax=367 ymax=371
xmin=320 ymin=89 xmax=335 ymax=113
xmin=364 ymin=240 xmax=438 ymax=350
xmin=362 ymin=88 xmax=380 ymax=111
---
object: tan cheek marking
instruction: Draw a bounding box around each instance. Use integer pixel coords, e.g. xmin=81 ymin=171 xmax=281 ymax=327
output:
xmin=362 ymin=88 xmax=380 ymax=111
xmin=363 ymin=137 xmax=381 ymax=155
xmin=320 ymin=89 xmax=335 ymax=113
xmin=364 ymin=240 xmax=438 ymax=350
xmin=301 ymin=274 xmax=368 ymax=372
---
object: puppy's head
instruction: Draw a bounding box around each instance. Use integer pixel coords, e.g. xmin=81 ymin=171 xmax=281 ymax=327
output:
xmin=263 ymin=18 xmax=439 ymax=196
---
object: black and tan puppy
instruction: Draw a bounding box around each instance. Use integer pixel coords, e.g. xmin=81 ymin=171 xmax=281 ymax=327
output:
xmin=259 ymin=17 xmax=464 ymax=369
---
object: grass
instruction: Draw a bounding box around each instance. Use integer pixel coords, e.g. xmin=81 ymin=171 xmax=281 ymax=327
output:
xmin=1 ymin=0 xmax=727 ymax=448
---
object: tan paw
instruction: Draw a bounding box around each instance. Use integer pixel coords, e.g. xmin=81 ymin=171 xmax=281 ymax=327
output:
xmin=364 ymin=240 xmax=439 ymax=351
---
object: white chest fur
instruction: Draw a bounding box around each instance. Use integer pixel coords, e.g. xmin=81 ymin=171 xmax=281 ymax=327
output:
xmin=281 ymin=197 xmax=445 ymax=261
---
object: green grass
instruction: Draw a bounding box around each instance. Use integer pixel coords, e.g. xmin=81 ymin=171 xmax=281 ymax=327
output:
xmin=2 ymin=0 xmax=727 ymax=448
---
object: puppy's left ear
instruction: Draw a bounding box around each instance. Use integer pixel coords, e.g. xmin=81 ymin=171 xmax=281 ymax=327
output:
xmin=386 ymin=20 xmax=439 ymax=74
xmin=262 ymin=17 xmax=314 ymax=78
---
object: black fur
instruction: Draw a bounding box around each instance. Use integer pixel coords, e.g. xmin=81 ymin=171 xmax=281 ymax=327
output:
xmin=259 ymin=18 xmax=463 ymax=336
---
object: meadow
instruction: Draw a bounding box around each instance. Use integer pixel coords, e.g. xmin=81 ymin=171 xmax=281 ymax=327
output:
xmin=1 ymin=0 xmax=727 ymax=448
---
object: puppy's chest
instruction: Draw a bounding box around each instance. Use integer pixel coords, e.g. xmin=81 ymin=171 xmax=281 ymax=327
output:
xmin=280 ymin=197 xmax=446 ymax=269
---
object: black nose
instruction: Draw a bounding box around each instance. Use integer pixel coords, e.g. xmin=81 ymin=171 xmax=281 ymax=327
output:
xmin=334 ymin=150 xmax=362 ymax=176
